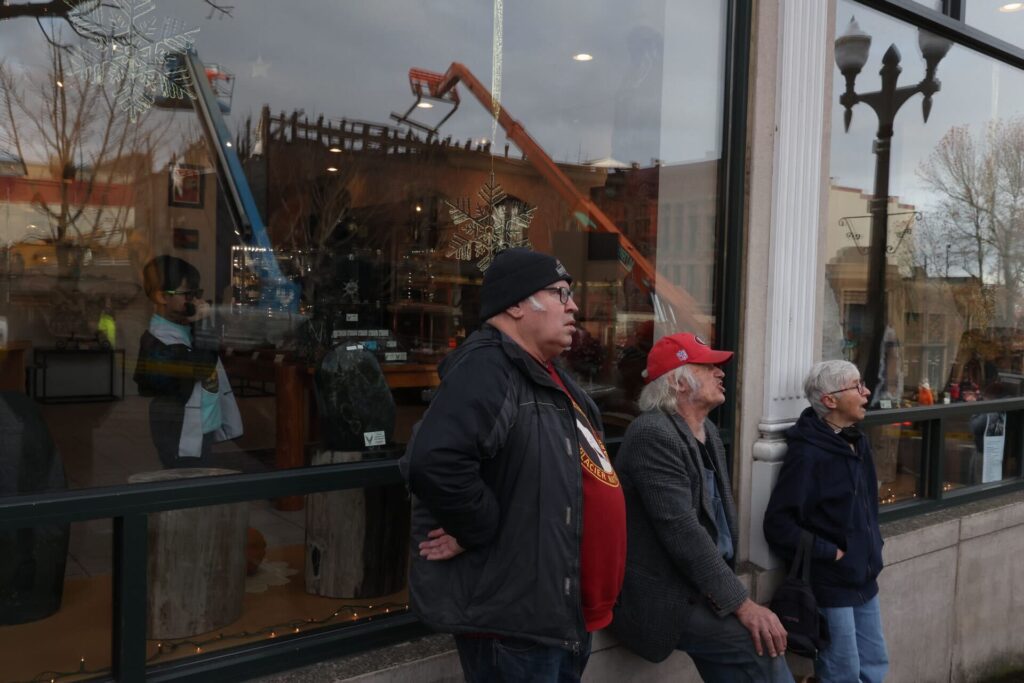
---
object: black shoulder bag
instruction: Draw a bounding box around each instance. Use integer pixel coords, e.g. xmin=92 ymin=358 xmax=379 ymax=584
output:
xmin=769 ymin=529 xmax=830 ymax=658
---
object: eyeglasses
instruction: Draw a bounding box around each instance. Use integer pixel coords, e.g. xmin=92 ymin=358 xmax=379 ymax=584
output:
xmin=826 ymin=380 xmax=867 ymax=396
xmin=541 ymin=286 xmax=574 ymax=305
xmin=164 ymin=288 xmax=203 ymax=300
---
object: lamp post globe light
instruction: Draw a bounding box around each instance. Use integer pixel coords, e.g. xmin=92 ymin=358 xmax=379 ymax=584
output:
xmin=834 ymin=16 xmax=952 ymax=405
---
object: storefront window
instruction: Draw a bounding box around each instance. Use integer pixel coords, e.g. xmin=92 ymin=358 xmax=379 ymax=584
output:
xmin=0 ymin=0 xmax=731 ymax=670
xmin=827 ymin=1 xmax=1024 ymax=408
xmin=826 ymin=1 xmax=1024 ymax=504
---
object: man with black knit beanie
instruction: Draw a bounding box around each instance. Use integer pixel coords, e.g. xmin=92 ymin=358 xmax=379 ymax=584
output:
xmin=401 ymin=247 xmax=626 ymax=682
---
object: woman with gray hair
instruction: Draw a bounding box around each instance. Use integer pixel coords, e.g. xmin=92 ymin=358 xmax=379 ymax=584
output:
xmin=611 ymin=333 xmax=793 ymax=682
xmin=764 ymin=360 xmax=888 ymax=683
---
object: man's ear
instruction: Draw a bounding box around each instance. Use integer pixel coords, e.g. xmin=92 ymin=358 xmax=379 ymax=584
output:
xmin=152 ymin=290 xmax=168 ymax=306
xmin=504 ymin=302 xmax=526 ymax=320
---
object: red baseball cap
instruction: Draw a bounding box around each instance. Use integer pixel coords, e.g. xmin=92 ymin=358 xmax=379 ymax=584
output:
xmin=643 ymin=333 xmax=734 ymax=383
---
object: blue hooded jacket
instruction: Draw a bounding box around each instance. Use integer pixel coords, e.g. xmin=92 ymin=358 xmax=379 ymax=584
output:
xmin=763 ymin=407 xmax=884 ymax=608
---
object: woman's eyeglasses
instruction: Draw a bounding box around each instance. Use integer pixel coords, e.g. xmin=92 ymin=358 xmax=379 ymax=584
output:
xmin=826 ymin=380 xmax=867 ymax=396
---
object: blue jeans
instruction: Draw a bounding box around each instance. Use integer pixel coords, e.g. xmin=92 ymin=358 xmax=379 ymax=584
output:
xmin=677 ymin=600 xmax=795 ymax=683
xmin=816 ymin=595 xmax=889 ymax=683
xmin=454 ymin=634 xmax=592 ymax=683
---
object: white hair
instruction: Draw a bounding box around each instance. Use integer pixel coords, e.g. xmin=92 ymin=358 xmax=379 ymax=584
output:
xmin=526 ymin=295 xmax=545 ymax=312
xmin=804 ymin=360 xmax=860 ymax=417
xmin=638 ymin=365 xmax=700 ymax=413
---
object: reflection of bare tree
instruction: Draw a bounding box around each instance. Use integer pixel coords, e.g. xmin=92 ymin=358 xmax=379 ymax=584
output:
xmin=919 ymin=121 xmax=1024 ymax=326
xmin=0 ymin=42 xmax=161 ymax=271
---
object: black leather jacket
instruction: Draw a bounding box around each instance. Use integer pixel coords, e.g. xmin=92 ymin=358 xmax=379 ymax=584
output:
xmin=401 ymin=325 xmax=602 ymax=651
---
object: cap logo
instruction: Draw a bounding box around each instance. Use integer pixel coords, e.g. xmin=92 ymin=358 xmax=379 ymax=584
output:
xmin=555 ymin=260 xmax=568 ymax=276
xmin=694 ymin=335 xmax=708 ymax=346
xmin=676 ymin=349 xmax=689 ymax=362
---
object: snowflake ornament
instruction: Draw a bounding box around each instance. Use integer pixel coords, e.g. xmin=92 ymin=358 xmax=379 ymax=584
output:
xmin=444 ymin=172 xmax=534 ymax=272
xmin=65 ymin=0 xmax=200 ymax=122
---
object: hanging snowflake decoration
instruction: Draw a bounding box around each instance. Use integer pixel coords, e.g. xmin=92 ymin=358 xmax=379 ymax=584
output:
xmin=65 ymin=0 xmax=200 ymax=122
xmin=444 ymin=172 xmax=535 ymax=272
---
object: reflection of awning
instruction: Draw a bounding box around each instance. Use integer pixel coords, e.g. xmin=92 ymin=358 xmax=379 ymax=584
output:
xmin=0 ymin=147 xmax=26 ymax=176
xmin=583 ymin=157 xmax=631 ymax=169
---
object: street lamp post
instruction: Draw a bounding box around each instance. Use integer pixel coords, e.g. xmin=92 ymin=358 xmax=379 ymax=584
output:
xmin=835 ymin=17 xmax=952 ymax=402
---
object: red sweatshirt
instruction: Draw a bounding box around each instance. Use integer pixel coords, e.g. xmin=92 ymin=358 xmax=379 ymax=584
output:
xmin=546 ymin=362 xmax=626 ymax=631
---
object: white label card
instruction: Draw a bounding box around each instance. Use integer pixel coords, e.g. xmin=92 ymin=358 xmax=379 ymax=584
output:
xmin=346 ymin=313 xmax=358 ymax=322
xmin=363 ymin=431 xmax=386 ymax=447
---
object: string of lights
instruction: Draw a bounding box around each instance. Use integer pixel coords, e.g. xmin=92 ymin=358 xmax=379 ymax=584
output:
xmin=20 ymin=601 xmax=409 ymax=682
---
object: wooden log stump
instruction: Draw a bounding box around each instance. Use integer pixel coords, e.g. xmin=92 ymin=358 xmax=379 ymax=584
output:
xmin=305 ymin=450 xmax=410 ymax=599
xmin=128 ymin=468 xmax=248 ymax=639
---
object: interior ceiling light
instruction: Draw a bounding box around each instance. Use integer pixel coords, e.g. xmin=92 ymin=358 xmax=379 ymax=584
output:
xmin=416 ymin=101 xmax=434 ymax=109
xmin=326 ymin=166 xmax=338 ymax=172
xmin=572 ymin=53 xmax=594 ymax=62
xmin=1000 ymin=2 xmax=1024 ymax=11
xmin=329 ymin=146 xmax=342 ymax=153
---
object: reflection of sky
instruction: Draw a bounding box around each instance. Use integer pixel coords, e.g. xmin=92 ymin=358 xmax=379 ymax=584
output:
xmin=0 ymin=0 xmax=726 ymax=168
xmin=964 ymin=0 xmax=1024 ymax=49
xmin=831 ymin=0 xmax=1024 ymax=212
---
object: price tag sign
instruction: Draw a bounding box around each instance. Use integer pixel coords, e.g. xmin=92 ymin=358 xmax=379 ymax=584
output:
xmin=346 ymin=313 xmax=359 ymax=322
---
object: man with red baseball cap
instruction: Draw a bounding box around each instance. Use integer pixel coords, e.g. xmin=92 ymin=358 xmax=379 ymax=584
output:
xmin=611 ymin=332 xmax=793 ymax=682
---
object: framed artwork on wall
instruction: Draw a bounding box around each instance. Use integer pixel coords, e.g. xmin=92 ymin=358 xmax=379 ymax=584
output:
xmin=168 ymin=162 xmax=205 ymax=208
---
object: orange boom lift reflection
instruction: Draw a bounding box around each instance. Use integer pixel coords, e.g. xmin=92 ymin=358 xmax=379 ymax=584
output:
xmin=393 ymin=63 xmax=703 ymax=329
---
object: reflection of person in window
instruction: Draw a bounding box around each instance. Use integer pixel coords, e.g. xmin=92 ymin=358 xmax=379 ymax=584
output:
xmin=133 ymin=256 xmax=242 ymax=468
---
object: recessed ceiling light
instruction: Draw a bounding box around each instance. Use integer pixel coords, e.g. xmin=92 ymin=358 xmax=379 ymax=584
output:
xmin=572 ymin=53 xmax=594 ymax=62
xmin=326 ymin=166 xmax=338 ymax=172
xmin=329 ymin=146 xmax=342 ymax=153
xmin=416 ymin=101 xmax=434 ymax=109
xmin=1000 ymin=2 xmax=1024 ymax=11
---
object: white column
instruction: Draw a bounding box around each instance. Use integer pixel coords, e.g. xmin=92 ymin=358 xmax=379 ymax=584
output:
xmin=749 ymin=0 xmax=833 ymax=569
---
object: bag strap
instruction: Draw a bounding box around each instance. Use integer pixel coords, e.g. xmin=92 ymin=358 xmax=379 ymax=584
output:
xmin=789 ymin=529 xmax=814 ymax=582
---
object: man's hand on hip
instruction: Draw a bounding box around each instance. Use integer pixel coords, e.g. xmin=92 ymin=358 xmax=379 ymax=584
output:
xmin=419 ymin=527 xmax=465 ymax=560
xmin=734 ymin=598 xmax=788 ymax=658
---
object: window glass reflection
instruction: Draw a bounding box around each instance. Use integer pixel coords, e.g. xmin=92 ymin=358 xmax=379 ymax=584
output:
xmin=826 ymin=1 xmax=1024 ymax=411
xmin=0 ymin=0 xmax=729 ymax=492
xmin=965 ymin=1 xmax=1024 ymax=49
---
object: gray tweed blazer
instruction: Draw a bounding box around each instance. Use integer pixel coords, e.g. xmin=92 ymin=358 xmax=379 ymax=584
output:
xmin=609 ymin=409 xmax=748 ymax=663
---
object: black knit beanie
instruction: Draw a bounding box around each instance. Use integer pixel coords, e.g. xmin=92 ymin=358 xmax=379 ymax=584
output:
xmin=479 ymin=248 xmax=573 ymax=321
